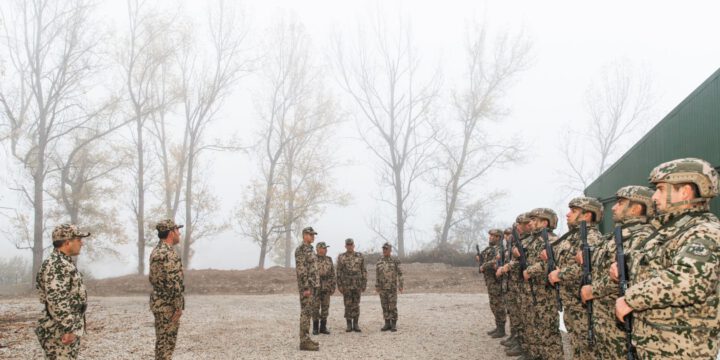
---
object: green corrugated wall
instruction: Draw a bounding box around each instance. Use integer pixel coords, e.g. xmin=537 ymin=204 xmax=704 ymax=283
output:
xmin=584 ymin=67 xmax=720 ymax=233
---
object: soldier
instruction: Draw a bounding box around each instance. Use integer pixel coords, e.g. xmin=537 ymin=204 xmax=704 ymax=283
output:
xmin=577 ymin=186 xmax=654 ymax=359
xmin=149 ymin=219 xmax=185 ymax=360
xmin=498 ymin=227 xmax=521 ymax=351
xmin=548 ymin=197 xmax=604 ymax=360
xmin=525 ymin=208 xmax=564 ymax=360
xmin=337 ymin=238 xmax=367 ymax=332
xmin=312 ymin=241 xmax=336 ymax=335
xmin=615 ymin=158 xmax=720 ymax=359
xmin=375 ymin=242 xmax=404 ymax=332
xmin=35 ymin=224 xmax=91 ymax=360
xmin=295 ymin=226 xmax=320 ymax=351
xmin=479 ymin=229 xmax=507 ymax=338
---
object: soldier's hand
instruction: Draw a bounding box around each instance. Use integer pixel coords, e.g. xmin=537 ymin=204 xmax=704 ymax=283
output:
xmin=522 ymin=270 xmax=530 ymax=281
xmin=61 ymin=333 xmax=76 ymax=345
xmin=502 ymin=264 xmax=511 ymax=273
xmin=512 ymin=247 xmax=520 ymax=258
xmin=338 ymin=287 xmax=344 ymax=295
xmin=539 ymin=249 xmax=548 ymax=262
xmin=475 ymin=255 xmax=480 ymax=263
xmin=574 ymin=250 xmax=583 ymax=265
xmin=495 ymin=268 xmax=503 ymax=278
xmin=495 ymin=254 xmax=500 ymax=260
xmin=580 ymin=285 xmax=594 ymax=304
xmin=615 ymin=297 xmax=633 ymax=323
xmin=171 ymin=309 xmax=183 ymax=323
xmin=548 ymin=269 xmax=561 ymax=285
xmin=303 ymin=289 xmax=312 ymax=298
xmin=399 ymin=288 xmax=403 ymax=294
xmin=609 ymin=262 xmax=619 ymax=283
xmin=374 ymin=288 xmax=379 ymax=294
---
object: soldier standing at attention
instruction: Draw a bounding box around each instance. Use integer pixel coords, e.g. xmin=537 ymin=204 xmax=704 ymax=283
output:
xmin=35 ymin=224 xmax=91 ymax=360
xmin=479 ymin=229 xmax=507 ymax=338
xmin=295 ymin=226 xmax=320 ymax=351
xmin=312 ymin=241 xmax=336 ymax=335
xmin=149 ymin=219 xmax=185 ymax=360
xmin=337 ymin=238 xmax=367 ymax=332
xmin=375 ymin=242 xmax=403 ymax=332
xmin=615 ymin=158 xmax=720 ymax=359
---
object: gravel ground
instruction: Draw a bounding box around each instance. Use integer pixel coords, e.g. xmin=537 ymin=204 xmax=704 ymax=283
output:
xmin=0 ymin=293 xmax=511 ymax=360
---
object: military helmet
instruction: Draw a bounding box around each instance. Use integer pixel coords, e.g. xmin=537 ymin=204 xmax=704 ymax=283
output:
xmin=616 ymin=185 xmax=655 ymax=217
xmin=648 ymin=158 xmax=719 ymax=199
xmin=515 ymin=212 xmax=531 ymax=224
xmin=568 ymin=196 xmax=604 ymax=222
xmin=529 ymin=208 xmax=558 ymax=230
xmin=488 ymin=229 xmax=503 ymax=237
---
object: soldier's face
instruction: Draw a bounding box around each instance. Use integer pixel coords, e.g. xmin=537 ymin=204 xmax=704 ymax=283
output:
xmin=171 ymin=229 xmax=181 ymax=245
xmin=566 ymin=207 xmax=582 ymax=225
xmin=382 ymin=247 xmax=391 ymax=256
xmin=652 ymin=182 xmax=691 ymax=213
xmin=317 ymin=247 xmax=327 ymax=256
xmin=345 ymin=244 xmax=354 ymax=252
xmin=303 ymin=233 xmax=315 ymax=243
xmin=67 ymin=237 xmax=83 ymax=256
xmin=612 ymin=198 xmax=629 ymax=222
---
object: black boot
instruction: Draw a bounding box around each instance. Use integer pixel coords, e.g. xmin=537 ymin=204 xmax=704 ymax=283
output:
xmin=381 ymin=319 xmax=391 ymax=331
xmin=501 ymin=331 xmax=516 ymax=346
xmin=390 ymin=319 xmax=397 ymax=332
xmin=505 ymin=343 xmax=523 ymax=356
xmin=486 ymin=326 xmax=499 ymax=336
xmin=346 ymin=319 xmax=353 ymax=332
xmin=491 ymin=323 xmax=506 ymax=338
xmin=319 ymin=319 xmax=330 ymax=334
xmin=312 ymin=320 xmax=319 ymax=335
xmin=352 ymin=317 xmax=361 ymax=332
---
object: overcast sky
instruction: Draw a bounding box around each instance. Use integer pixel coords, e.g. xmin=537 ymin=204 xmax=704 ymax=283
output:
xmin=2 ymin=0 xmax=720 ymax=278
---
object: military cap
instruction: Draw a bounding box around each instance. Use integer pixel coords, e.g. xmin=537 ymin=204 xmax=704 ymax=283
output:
xmin=316 ymin=242 xmax=329 ymax=249
xmin=52 ymin=224 xmax=91 ymax=241
xmin=302 ymin=226 xmax=318 ymax=235
xmin=568 ymin=196 xmax=604 ymax=222
xmin=616 ymin=185 xmax=655 ymax=217
xmin=382 ymin=242 xmax=392 ymax=249
xmin=345 ymin=238 xmax=354 ymax=245
xmin=515 ymin=212 xmax=531 ymax=223
xmin=529 ymin=208 xmax=558 ymax=230
xmin=156 ymin=219 xmax=184 ymax=232
xmin=504 ymin=228 xmax=512 ymax=234
xmin=649 ymin=158 xmax=719 ymax=198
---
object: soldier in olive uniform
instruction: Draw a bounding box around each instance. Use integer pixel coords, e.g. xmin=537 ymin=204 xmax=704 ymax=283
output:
xmin=337 ymin=238 xmax=367 ymax=332
xmin=548 ymin=197 xmax=604 ymax=360
xmin=295 ymin=226 xmax=320 ymax=351
xmin=375 ymin=242 xmax=403 ymax=332
xmin=312 ymin=242 xmax=336 ymax=335
xmin=479 ymin=229 xmax=506 ymax=338
xmin=36 ymin=224 xmax=91 ymax=360
xmin=149 ymin=219 xmax=185 ymax=360
xmin=615 ymin=158 xmax=720 ymax=359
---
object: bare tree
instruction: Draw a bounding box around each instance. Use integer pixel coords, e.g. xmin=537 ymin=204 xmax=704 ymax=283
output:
xmin=332 ymin=14 xmax=440 ymax=257
xmin=0 ymin=0 xmax=103 ymax=280
xmin=432 ymin=24 xmax=529 ymax=245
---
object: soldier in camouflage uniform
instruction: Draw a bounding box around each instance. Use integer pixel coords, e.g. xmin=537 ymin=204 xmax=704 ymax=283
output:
xmin=525 ymin=208 xmax=564 ymax=360
xmin=375 ymin=242 xmax=403 ymax=332
xmin=615 ymin=158 xmax=720 ymax=359
xmin=312 ymin=242 xmax=336 ymax=335
xmin=578 ymin=186 xmax=654 ymax=359
xmin=295 ymin=226 xmax=320 ymax=351
xmin=337 ymin=238 xmax=367 ymax=332
xmin=149 ymin=219 xmax=185 ymax=360
xmin=548 ymin=197 xmax=604 ymax=360
xmin=35 ymin=224 xmax=91 ymax=360
xmin=479 ymin=229 xmax=506 ymax=338
xmin=498 ymin=228 xmax=521 ymax=346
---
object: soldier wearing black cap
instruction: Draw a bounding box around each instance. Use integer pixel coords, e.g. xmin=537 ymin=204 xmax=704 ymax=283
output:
xmin=375 ymin=242 xmax=403 ymax=332
xmin=337 ymin=238 xmax=367 ymax=332
xmin=295 ymin=226 xmax=320 ymax=351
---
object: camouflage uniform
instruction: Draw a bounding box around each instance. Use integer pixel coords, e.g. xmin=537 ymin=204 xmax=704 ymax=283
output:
xmin=295 ymin=227 xmax=319 ymax=347
xmin=376 ymin=244 xmax=403 ymax=328
xmin=505 ymin=214 xmax=534 ymax=357
xmin=501 ymin=231 xmax=524 ymax=342
xmin=313 ymin=245 xmax=336 ymax=323
xmin=623 ymin=158 xmax=720 ymax=359
xmin=480 ymin=230 xmax=506 ymax=332
xmin=554 ymin=197 xmax=604 ymax=360
xmin=337 ymin=241 xmax=367 ymax=321
xmin=35 ymin=224 xmax=90 ymax=360
xmin=525 ymin=208 xmax=564 ymax=360
xmin=590 ymin=186 xmax=654 ymax=359
xmin=149 ymin=219 xmax=185 ymax=360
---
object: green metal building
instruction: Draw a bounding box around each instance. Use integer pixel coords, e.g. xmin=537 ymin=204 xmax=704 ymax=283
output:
xmin=584 ymin=67 xmax=720 ymax=233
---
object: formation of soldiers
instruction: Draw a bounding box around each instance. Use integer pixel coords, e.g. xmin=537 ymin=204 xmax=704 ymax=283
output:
xmin=477 ymin=157 xmax=720 ymax=360
xmin=294 ymin=227 xmax=404 ymax=351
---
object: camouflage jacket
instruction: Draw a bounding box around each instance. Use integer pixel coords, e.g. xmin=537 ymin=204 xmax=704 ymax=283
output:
xmin=36 ymin=250 xmax=87 ymax=337
xmin=625 ymin=209 xmax=720 ymax=330
xmin=555 ymin=224 xmax=603 ymax=291
xmin=506 ymin=233 xmax=531 ymax=281
xmin=316 ymin=255 xmax=336 ymax=292
xmin=591 ymin=218 xmax=653 ymax=302
xmin=525 ymin=229 xmax=560 ymax=287
xmin=480 ymin=244 xmax=499 ymax=275
xmin=149 ymin=241 xmax=185 ymax=311
xmin=376 ymin=256 xmax=404 ymax=291
xmin=337 ymin=251 xmax=367 ymax=290
xmin=295 ymin=243 xmax=319 ymax=292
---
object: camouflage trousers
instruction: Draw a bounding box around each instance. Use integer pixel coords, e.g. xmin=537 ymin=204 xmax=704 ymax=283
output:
xmin=520 ymin=280 xmax=542 ymax=358
xmin=593 ymin=297 xmax=633 ymax=360
xmin=152 ymin=307 xmax=180 ymax=360
xmin=299 ymin=291 xmax=315 ymax=341
xmin=561 ymin=296 xmax=595 ymax=360
xmin=35 ymin=326 xmax=80 ymax=360
xmin=342 ymin=289 xmax=361 ymax=319
xmin=379 ymin=289 xmax=398 ymax=320
xmin=504 ymin=279 xmax=522 ymax=335
xmin=529 ymin=285 xmax=564 ymax=360
xmin=312 ymin=290 xmax=331 ymax=321
xmin=633 ymin=314 xmax=720 ymax=359
xmin=485 ymin=275 xmax=506 ymax=325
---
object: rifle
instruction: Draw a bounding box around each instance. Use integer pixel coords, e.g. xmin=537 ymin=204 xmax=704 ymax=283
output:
xmin=580 ymin=220 xmax=595 ymax=347
xmin=497 ymin=235 xmax=507 ymax=289
xmin=542 ymin=228 xmax=567 ymax=332
xmin=512 ymin=227 xmax=537 ymax=305
xmin=614 ymin=226 xmax=635 ymax=360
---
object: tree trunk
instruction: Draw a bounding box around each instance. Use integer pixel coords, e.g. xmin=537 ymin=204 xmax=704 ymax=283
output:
xmin=182 ymin=147 xmax=194 ymax=268
xmin=32 ymin=168 xmax=44 ymax=284
xmin=136 ymin=118 xmax=146 ymax=275
xmin=394 ymin=169 xmax=405 ymax=258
